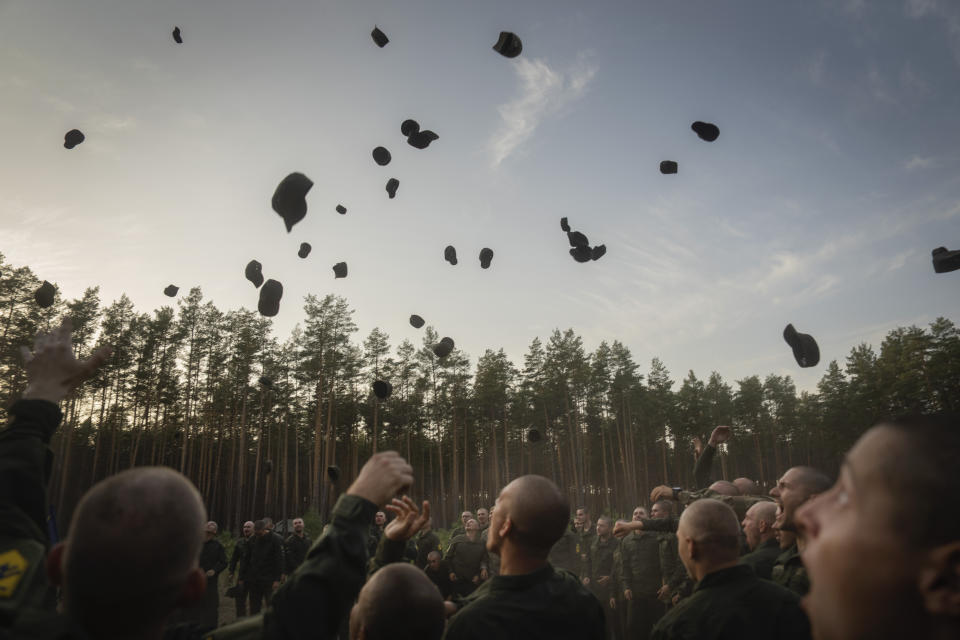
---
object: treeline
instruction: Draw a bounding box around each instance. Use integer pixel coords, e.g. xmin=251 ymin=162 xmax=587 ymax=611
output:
xmin=2 ymin=251 xmax=958 ymax=532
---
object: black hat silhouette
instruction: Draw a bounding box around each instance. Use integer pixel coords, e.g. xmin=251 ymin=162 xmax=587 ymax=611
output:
xmin=272 ymin=173 xmax=313 ymax=232
xmin=34 ymin=281 xmax=56 ymax=308
xmin=691 ymin=121 xmax=720 ymax=142
xmin=492 ymin=31 xmax=522 ymax=58
xmin=258 ymin=279 xmax=283 ymax=317
xmin=163 ymin=285 xmax=179 ymax=297
xmin=783 ymin=324 xmax=820 ymax=368
xmin=245 ymin=260 xmax=264 ymax=288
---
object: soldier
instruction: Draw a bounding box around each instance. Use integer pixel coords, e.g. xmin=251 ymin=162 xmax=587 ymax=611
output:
xmin=576 ymin=507 xmax=596 ymax=577
xmin=480 ymin=506 xmax=500 ymax=577
xmin=649 ymin=500 xmax=809 ymax=640
xmin=619 ymin=507 xmax=664 ymax=640
xmin=415 ymin=517 xmax=441 ymax=569
xmin=582 ymin=516 xmax=618 ymax=639
xmin=424 ymin=550 xmax=453 ymax=598
xmin=769 ymin=466 xmax=832 ymax=596
xmin=444 ymin=475 xmax=605 ymax=639
xmin=247 ymin=519 xmax=283 ymax=614
xmin=229 ymin=520 xmax=254 ymax=617
xmin=192 ymin=521 xmax=228 ymax=630
xmin=445 ymin=518 xmax=488 ymax=597
xmin=284 ymin=517 xmax=311 ymax=575
xmin=797 ymin=414 xmax=960 ymax=640
xmin=739 ymin=502 xmax=780 ymax=579
xmin=450 ymin=510 xmax=474 ymax=539
xmin=476 ymin=507 xmax=490 ymax=533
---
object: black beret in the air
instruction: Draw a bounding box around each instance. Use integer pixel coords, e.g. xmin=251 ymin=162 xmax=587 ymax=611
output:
xmin=444 ymin=245 xmax=458 ymax=265
xmin=691 ymin=121 xmax=720 ymax=142
xmin=409 ymin=314 xmax=425 ymax=329
xmin=386 ymin=178 xmax=399 ymax=199
xmin=433 ymin=337 xmax=455 ymax=358
xmin=327 ymin=465 xmax=341 ymax=483
xmin=371 ymin=26 xmax=389 ymax=48
xmin=567 ymin=231 xmax=589 ymax=248
xmin=591 ymin=245 xmax=607 ymax=261
xmin=783 ymin=324 xmax=820 ymax=368
xmin=333 ymin=262 xmax=348 ymax=278
xmin=526 ymin=429 xmax=542 ymax=443
xmin=272 ymin=172 xmax=313 ymax=232
xmin=372 ymin=146 xmax=392 ymax=166
xmin=163 ymin=285 xmax=179 ymax=297
xmin=172 ymin=26 xmax=182 ymax=43
xmin=336 ymin=204 xmax=347 ymax=215
xmin=479 ymin=248 xmax=494 ymax=269
xmin=407 ymin=130 xmax=439 ymax=149
xmin=258 ymin=279 xmax=283 ymax=317
xmin=560 ymin=217 xmax=570 ymax=232
xmin=401 ymin=119 xmax=420 ymax=137
xmin=570 ymin=246 xmax=592 ymax=263
xmin=492 ymin=31 xmax=522 ymax=58
xmin=64 ymin=129 xmax=85 ymax=149
xmin=245 ymin=260 xmax=264 ymax=288
xmin=373 ymin=380 xmax=393 ymax=400
xmin=932 ymin=247 xmax=960 ymax=273
xmin=34 ymin=281 xmax=56 ymax=308
xmin=660 ymin=161 xmax=678 ymax=174
xmin=298 ymin=243 xmax=311 ymax=259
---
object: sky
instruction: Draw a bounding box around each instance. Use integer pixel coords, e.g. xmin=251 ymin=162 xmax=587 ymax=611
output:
xmin=2 ymin=0 xmax=959 ymax=392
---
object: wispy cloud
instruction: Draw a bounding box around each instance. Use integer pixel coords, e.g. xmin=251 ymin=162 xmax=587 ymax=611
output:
xmin=807 ymin=50 xmax=828 ymax=85
xmin=904 ymin=154 xmax=936 ymax=171
xmin=488 ymin=53 xmax=597 ymax=167
xmin=904 ymin=0 xmax=960 ymax=66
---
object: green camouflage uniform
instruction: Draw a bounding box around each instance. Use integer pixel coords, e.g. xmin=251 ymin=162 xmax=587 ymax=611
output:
xmin=739 ymin=538 xmax=781 ymax=580
xmin=770 ymin=543 xmax=809 ymax=596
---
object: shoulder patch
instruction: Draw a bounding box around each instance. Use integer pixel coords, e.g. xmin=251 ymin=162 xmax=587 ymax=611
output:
xmin=0 ymin=549 xmax=28 ymax=598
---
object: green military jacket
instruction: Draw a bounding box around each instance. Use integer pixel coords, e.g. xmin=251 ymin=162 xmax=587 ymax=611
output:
xmin=739 ymin=538 xmax=781 ymax=581
xmin=444 ymin=535 xmax=488 ymax=582
xmin=618 ymin=532 xmax=662 ymax=598
xmin=771 ymin=543 xmax=809 ymax=596
xmin=576 ymin=526 xmax=596 ymax=577
xmin=548 ymin=528 xmax=579 ymax=574
xmin=650 ymin=564 xmax=810 ymax=640
xmin=443 ymin=563 xmax=605 ymax=640
xmin=583 ymin=535 xmax=617 ymax=600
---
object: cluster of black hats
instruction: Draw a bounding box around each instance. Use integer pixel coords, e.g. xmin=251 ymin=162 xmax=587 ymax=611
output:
xmin=561 ymin=218 xmax=605 ymax=263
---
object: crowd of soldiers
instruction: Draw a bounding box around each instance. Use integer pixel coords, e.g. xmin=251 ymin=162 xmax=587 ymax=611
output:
xmin=1 ymin=319 xmax=959 ymax=640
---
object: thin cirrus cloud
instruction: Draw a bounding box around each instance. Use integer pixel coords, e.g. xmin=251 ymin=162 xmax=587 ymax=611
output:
xmin=904 ymin=154 xmax=936 ymax=171
xmin=488 ymin=53 xmax=597 ymax=167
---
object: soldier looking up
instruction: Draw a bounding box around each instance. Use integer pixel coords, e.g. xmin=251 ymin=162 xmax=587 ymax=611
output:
xmin=445 ymin=519 xmax=488 ymax=597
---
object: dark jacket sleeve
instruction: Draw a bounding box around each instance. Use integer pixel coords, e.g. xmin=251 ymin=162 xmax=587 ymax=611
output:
xmin=229 ymin=541 xmax=242 ymax=573
xmin=368 ymin=535 xmax=408 ymax=575
xmin=692 ymin=443 xmax=717 ymax=490
xmin=0 ymin=399 xmax=62 ymax=544
xmin=263 ymin=494 xmax=376 ymax=640
xmin=214 ymin=542 xmax=228 ymax=575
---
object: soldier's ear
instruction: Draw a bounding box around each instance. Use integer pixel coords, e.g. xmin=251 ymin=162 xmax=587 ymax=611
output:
xmin=917 ymin=541 xmax=960 ymax=616
xmin=177 ymin=567 xmax=207 ymax=607
xmin=46 ymin=542 xmax=65 ymax=587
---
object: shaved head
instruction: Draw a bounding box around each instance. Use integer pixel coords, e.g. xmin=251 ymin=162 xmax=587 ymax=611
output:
xmin=733 ymin=477 xmax=760 ymax=495
xmin=63 ymin=467 xmax=206 ymax=637
xmin=350 ymin=563 xmax=444 ymax=640
xmin=709 ymin=480 xmax=740 ymax=496
xmin=679 ymin=498 xmax=741 ymax=559
xmin=491 ymin=475 xmax=569 ymax=556
xmin=747 ymin=501 xmax=778 ymax=527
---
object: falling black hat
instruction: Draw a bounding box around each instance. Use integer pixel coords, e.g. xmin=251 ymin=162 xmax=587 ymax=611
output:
xmin=336 ymin=204 xmax=347 ymax=215
xmin=163 ymin=285 xmax=179 ymax=297
xmin=298 ymin=242 xmax=311 ymax=259
xmin=570 ymin=246 xmax=592 ymax=263
xmin=526 ymin=429 xmax=541 ymax=443
xmin=560 ymin=217 xmax=570 ymax=232
xmin=264 ymin=459 xmax=273 ymax=474
xmin=479 ymin=248 xmax=494 ymax=269
xmin=407 ymin=130 xmax=439 ymax=149
xmin=591 ymin=245 xmax=607 ymax=261
xmin=371 ymin=26 xmax=389 ymax=48
xmin=433 ymin=337 xmax=455 ymax=358
xmin=258 ymin=376 xmax=274 ymax=388
xmin=783 ymin=324 xmax=820 ymax=368
xmin=444 ymin=245 xmax=458 ymax=265
xmin=567 ymin=231 xmax=589 ymax=248
xmin=272 ymin=172 xmax=313 ymax=232
xmin=333 ymin=262 xmax=348 ymax=278
xmin=373 ymin=380 xmax=393 ymax=400
xmin=327 ymin=465 xmax=341 ymax=483
xmin=660 ymin=160 xmax=678 ymax=174
xmin=401 ymin=119 xmax=420 ymax=137
xmin=34 ymin=281 xmax=56 ymax=308
xmin=172 ymin=26 xmax=182 ymax=44
xmin=245 ymin=260 xmax=264 ymax=288
xmin=409 ymin=314 xmax=425 ymax=328
xmin=492 ymin=31 xmax=522 ymax=58
xmin=932 ymin=247 xmax=960 ymax=273
xmin=386 ymin=178 xmax=399 ymax=199
xmin=372 ymin=146 xmax=392 ymax=166
xmin=258 ymin=279 xmax=283 ymax=317
xmin=64 ymin=129 xmax=84 ymax=149
xmin=691 ymin=121 xmax=720 ymax=142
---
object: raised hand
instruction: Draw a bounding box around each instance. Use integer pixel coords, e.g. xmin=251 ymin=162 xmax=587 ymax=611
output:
xmin=708 ymin=425 xmax=732 ymax=446
xmin=347 ymin=451 xmax=414 ymax=507
xmin=384 ymin=496 xmax=431 ymax=541
xmin=649 ymin=485 xmax=674 ymax=504
xmin=613 ymin=520 xmax=642 ymax=539
xmin=21 ymin=318 xmax=112 ymax=404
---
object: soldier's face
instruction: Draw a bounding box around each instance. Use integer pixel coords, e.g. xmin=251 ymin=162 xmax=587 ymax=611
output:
xmin=428 ymin=555 xmax=440 ymax=570
xmin=461 ymin=511 xmax=473 ymax=526
xmin=477 ymin=509 xmax=489 ymax=526
xmin=741 ymin=507 xmax=762 ymax=550
xmin=596 ymin=519 xmax=610 ymax=537
xmin=771 ymin=468 xmax=811 ymax=531
xmin=633 ymin=507 xmax=648 ymax=521
xmin=293 ymin=518 xmax=304 ymax=533
xmin=375 ymin=512 xmax=385 ymax=526
xmin=797 ymin=428 xmax=925 ymax=640
xmin=466 ymin=519 xmax=479 ymax=534
xmin=242 ymin=522 xmax=254 ymax=537
xmin=575 ymin=509 xmax=586 ymax=525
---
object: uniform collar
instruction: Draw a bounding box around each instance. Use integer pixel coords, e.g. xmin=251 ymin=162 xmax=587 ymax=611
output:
xmin=694 ymin=564 xmax=754 ymax=592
